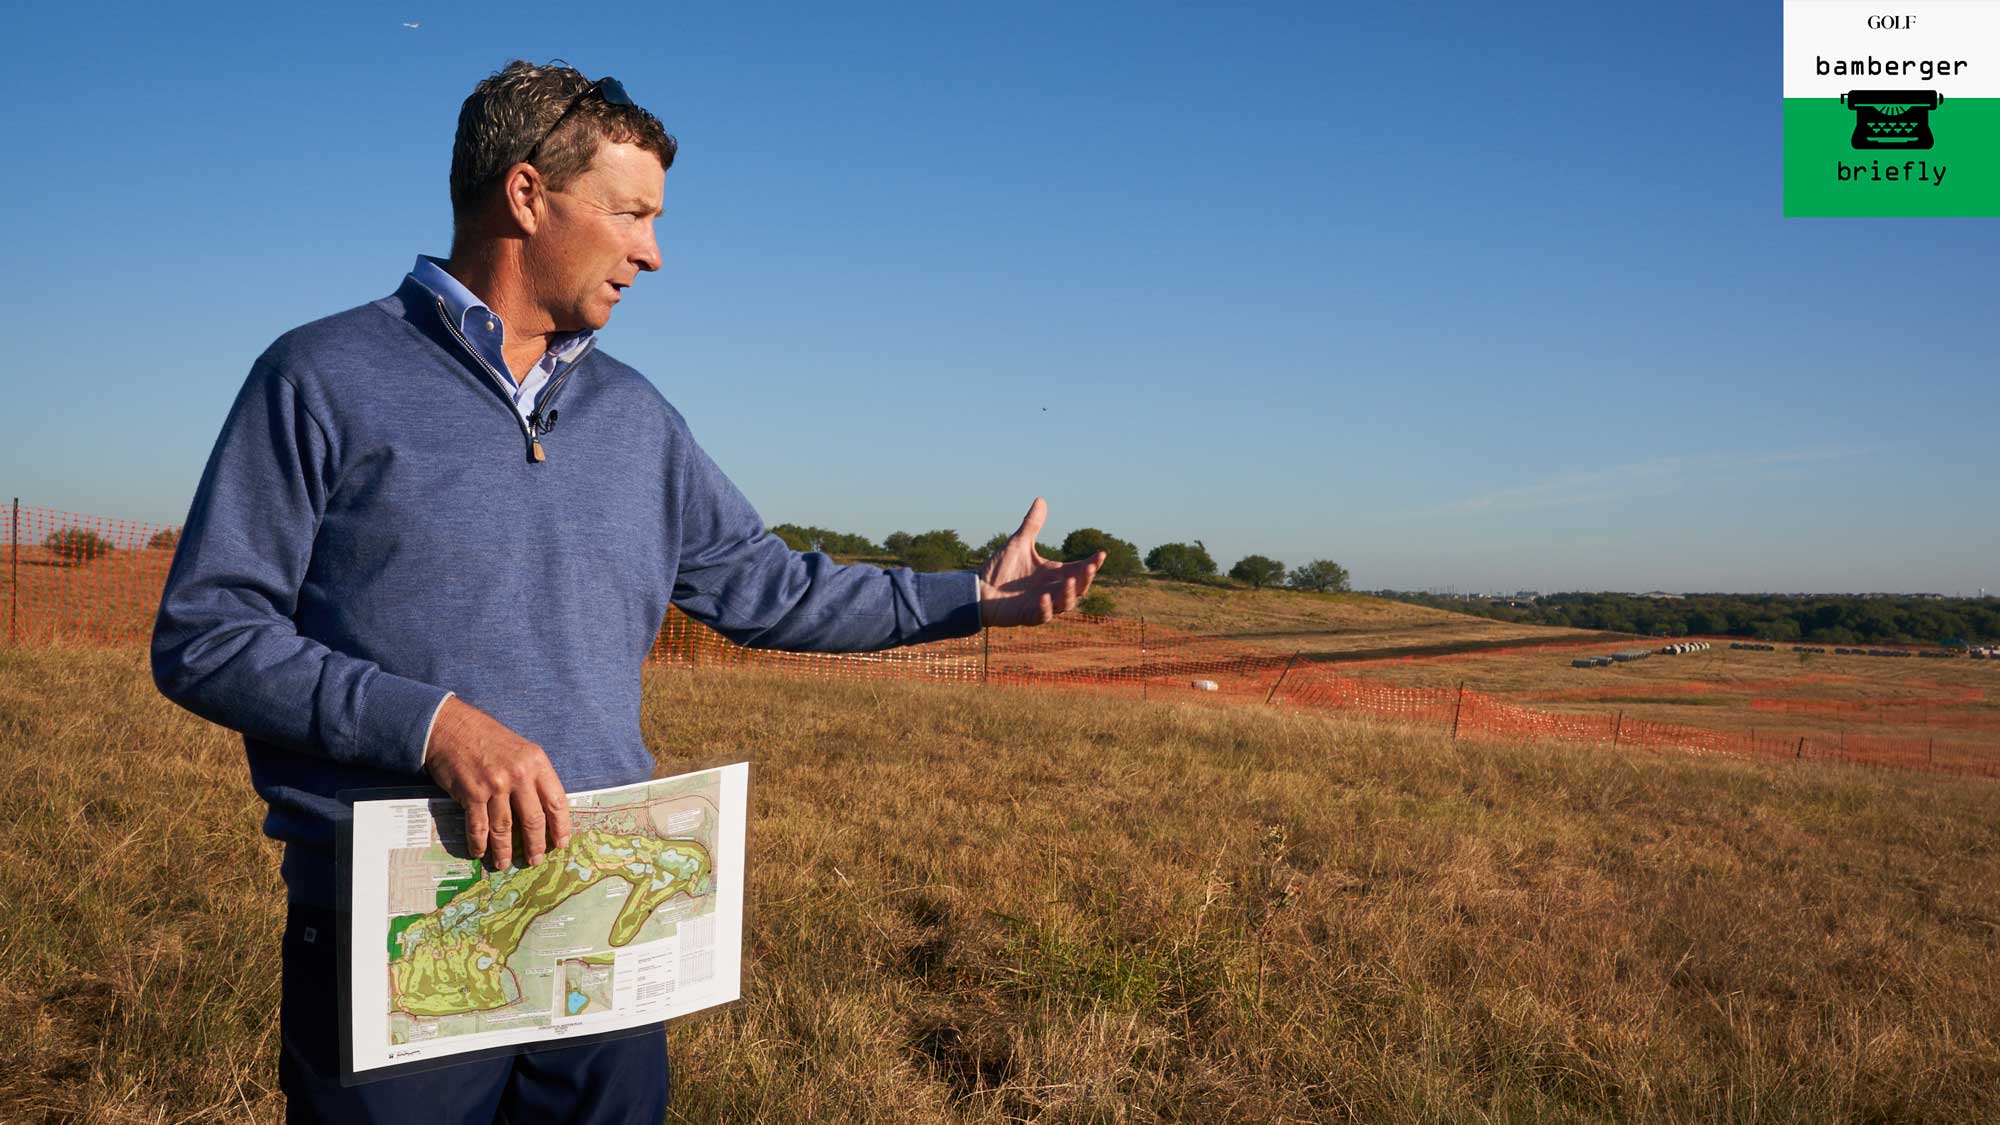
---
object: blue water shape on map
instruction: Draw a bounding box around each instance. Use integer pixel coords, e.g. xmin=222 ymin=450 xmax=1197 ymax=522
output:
xmin=566 ymin=991 xmax=589 ymax=1015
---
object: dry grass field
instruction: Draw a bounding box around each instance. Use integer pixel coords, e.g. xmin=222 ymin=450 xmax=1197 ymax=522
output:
xmin=1348 ymin=641 xmax=2000 ymax=747
xmin=1026 ymin=583 xmax=1998 ymax=764
xmin=1101 ymin=581 xmax=1605 ymax=658
xmin=5 ymin=644 xmax=2000 ymax=1122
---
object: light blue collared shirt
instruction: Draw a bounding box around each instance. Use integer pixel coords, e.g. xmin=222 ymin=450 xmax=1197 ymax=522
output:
xmin=408 ymin=255 xmax=595 ymax=424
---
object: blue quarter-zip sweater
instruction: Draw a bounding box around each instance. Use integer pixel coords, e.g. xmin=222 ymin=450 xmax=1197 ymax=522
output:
xmin=153 ymin=273 xmax=982 ymax=906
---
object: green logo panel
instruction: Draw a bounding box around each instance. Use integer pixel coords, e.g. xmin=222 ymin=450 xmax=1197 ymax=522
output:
xmin=1784 ymin=97 xmax=2000 ymax=216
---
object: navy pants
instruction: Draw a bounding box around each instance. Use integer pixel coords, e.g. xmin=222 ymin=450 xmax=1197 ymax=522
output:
xmin=279 ymin=905 xmax=671 ymax=1124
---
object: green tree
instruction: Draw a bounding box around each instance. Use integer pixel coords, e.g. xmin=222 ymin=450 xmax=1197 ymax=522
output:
xmin=1752 ymin=619 xmax=1802 ymax=643
xmin=899 ymin=529 xmax=972 ymax=572
xmin=1145 ymin=541 xmax=1218 ymax=582
xmin=1229 ymin=554 xmax=1286 ymax=589
xmin=1077 ymin=590 xmax=1116 ymax=616
xmin=1287 ymin=558 xmax=1350 ymax=593
xmin=147 ymin=527 xmax=181 ymax=551
xmin=833 ymin=531 xmax=880 ymax=555
xmin=883 ymin=531 xmax=913 ymax=558
xmin=46 ymin=526 xmax=114 ymax=566
xmin=771 ymin=524 xmax=881 ymax=556
xmin=1059 ymin=528 xmax=1143 ymax=582
xmin=770 ymin=523 xmax=815 ymax=552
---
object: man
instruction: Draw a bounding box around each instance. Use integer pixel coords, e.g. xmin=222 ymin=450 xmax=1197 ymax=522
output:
xmin=151 ymin=60 xmax=1102 ymax=1124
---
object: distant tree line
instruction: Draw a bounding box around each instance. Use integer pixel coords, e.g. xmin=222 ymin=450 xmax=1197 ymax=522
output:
xmin=1378 ymin=591 xmax=2000 ymax=647
xmin=764 ymin=521 xmax=1348 ymax=595
xmin=30 ymin=525 xmax=176 ymax=566
xmin=769 ymin=524 xmax=882 ymax=557
xmin=48 ymin=511 xmax=1346 ymax=599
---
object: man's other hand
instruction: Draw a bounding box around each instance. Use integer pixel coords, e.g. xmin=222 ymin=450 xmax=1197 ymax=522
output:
xmin=423 ymin=696 xmax=573 ymax=870
xmin=977 ymin=497 xmax=1104 ymax=628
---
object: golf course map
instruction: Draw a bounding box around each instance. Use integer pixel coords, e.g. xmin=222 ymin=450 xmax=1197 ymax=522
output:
xmin=388 ymin=829 xmax=713 ymax=1018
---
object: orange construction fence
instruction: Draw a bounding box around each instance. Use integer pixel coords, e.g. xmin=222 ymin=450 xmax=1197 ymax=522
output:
xmin=2 ymin=500 xmax=177 ymax=646
xmin=6 ymin=499 xmax=1996 ymax=780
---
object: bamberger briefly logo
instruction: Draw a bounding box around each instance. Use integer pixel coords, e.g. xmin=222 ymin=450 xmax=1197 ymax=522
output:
xmin=1784 ymin=2 xmax=1998 ymax=216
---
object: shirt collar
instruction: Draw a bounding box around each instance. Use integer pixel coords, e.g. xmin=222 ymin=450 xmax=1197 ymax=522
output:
xmin=408 ymin=255 xmax=595 ymax=363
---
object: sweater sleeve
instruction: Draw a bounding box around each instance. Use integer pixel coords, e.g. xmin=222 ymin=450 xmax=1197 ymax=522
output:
xmin=150 ymin=359 xmax=452 ymax=776
xmin=669 ymin=429 xmax=982 ymax=653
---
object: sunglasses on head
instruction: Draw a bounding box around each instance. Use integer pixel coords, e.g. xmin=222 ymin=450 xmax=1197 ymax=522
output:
xmin=523 ymin=76 xmax=637 ymax=167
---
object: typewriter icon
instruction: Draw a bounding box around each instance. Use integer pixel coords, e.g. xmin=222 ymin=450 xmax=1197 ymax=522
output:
xmin=1841 ymin=90 xmax=1942 ymax=149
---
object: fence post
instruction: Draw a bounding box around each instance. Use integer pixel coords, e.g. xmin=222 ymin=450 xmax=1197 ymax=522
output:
xmin=1139 ymin=616 xmax=1147 ymax=701
xmin=8 ymin=497 xmax=16 ymax=646
xmin=1796 ymin=736 xmax=1804 ymax=761
xmin=1612 ymin=710 xmax=1623 ymax=748
xmin=1450 ymin=681 xmax=1465 ymax=741
xmin=981 ymin=625 xmax=990 ymax=686
xmin=1266 ymin=651 xmax=1300 ymax=705
xmin=1928 ymin=736 xmax=1934 ymax=766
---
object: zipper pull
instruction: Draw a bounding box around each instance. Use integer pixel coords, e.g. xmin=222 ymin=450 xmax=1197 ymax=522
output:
xmin=531 ymin=439 xmax=546 ymax=462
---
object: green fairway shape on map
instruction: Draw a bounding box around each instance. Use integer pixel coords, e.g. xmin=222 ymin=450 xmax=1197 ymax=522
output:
xmin=388 ymin=829 xmax=712 ymax=1018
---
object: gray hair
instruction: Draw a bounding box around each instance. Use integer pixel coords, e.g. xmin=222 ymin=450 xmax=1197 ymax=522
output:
xmin=449 ymin=60 xmax=677 ymax=226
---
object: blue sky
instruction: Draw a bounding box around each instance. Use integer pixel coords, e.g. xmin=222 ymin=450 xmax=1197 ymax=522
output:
xmin=4 ymin=1 xmax=1994 ymax=594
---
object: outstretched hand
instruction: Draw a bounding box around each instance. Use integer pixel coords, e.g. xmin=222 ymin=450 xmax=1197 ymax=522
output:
xmin=977 ymin=498 xmax=1104 ymax=628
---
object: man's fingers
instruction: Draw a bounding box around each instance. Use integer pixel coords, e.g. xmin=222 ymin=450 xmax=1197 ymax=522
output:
xmin=982 ymin=536 xmax=1110 ymax=627
xmin=1061 ymin=558 xmax=1095 ymax=601
xmin=539 ymin=770 xmax=573 ymax=854
xmin=462 ymin=793 xmax=489 ymax=861
xmin=487 ymin=793 xmax=514 ymax=869
xmin=425 ymin=703 xmax=562 ymax=869
xmin=515 ymin=788 xmax=548 ymax=867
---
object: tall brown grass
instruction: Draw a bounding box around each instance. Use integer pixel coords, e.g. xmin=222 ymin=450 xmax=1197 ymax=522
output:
xmin=4 ymin=645 xmax=1998 ymax=1122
